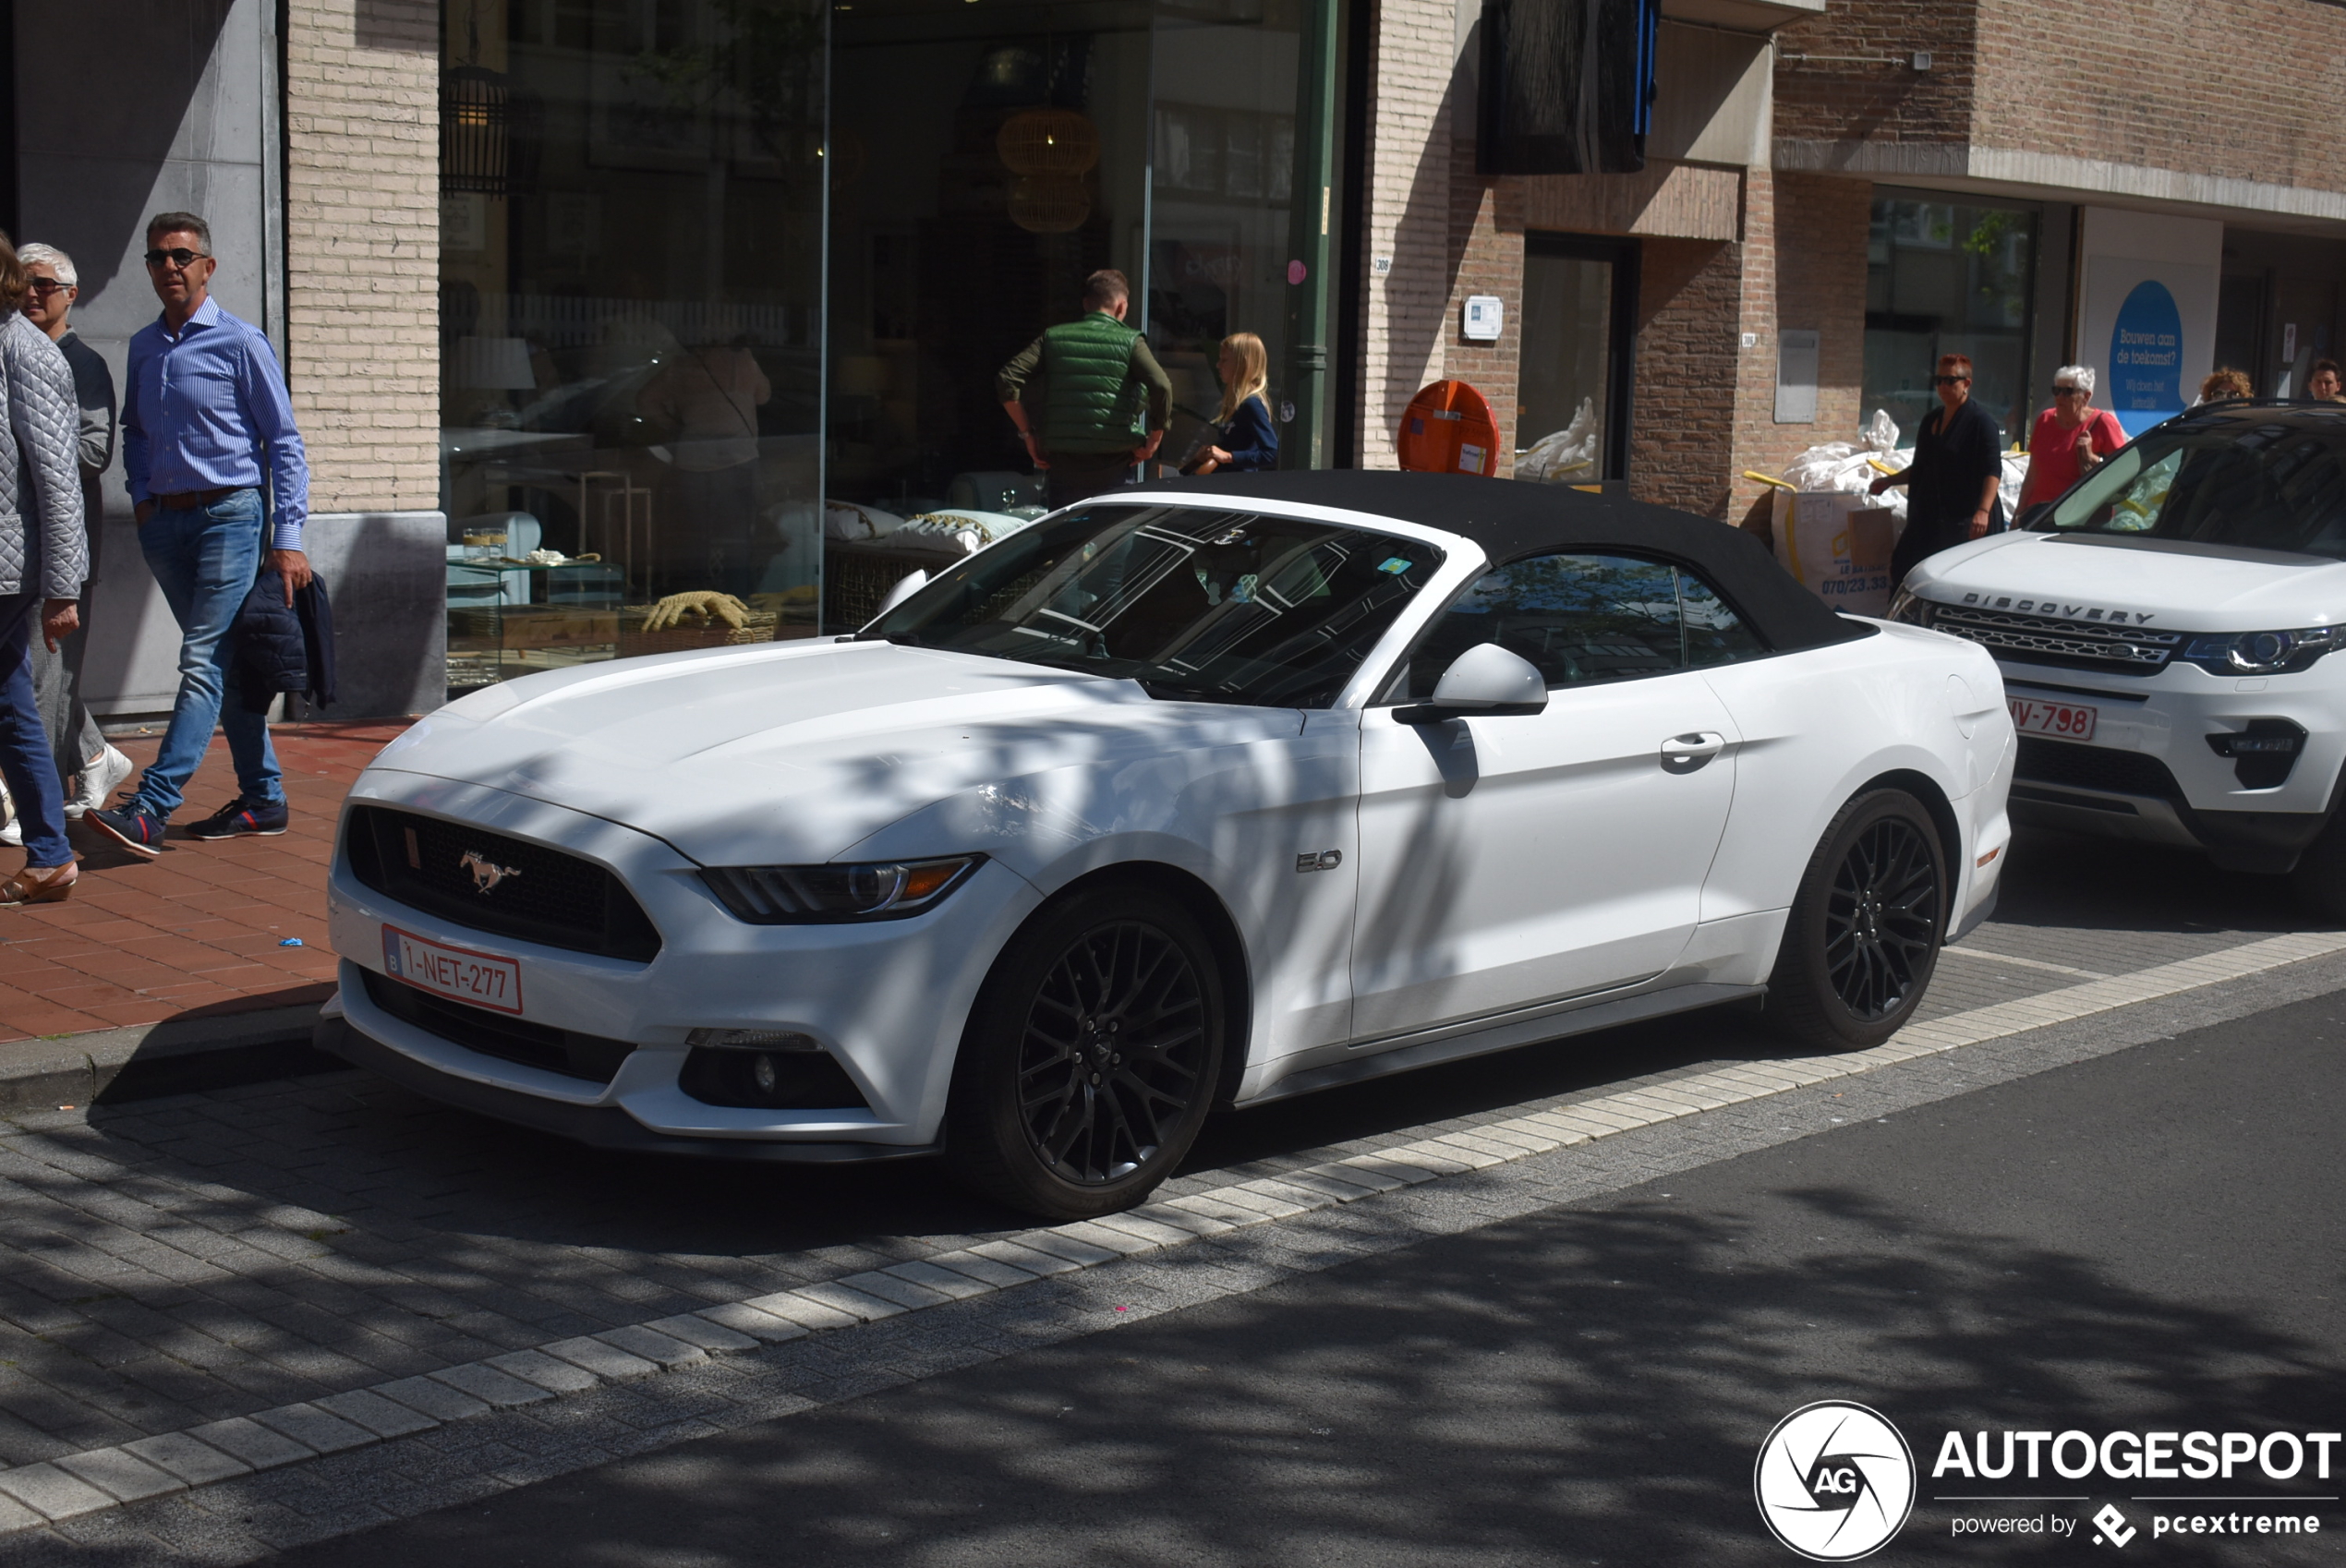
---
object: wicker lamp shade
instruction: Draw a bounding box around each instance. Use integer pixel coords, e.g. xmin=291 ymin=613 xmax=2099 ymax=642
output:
xmin=997 ymin=108 xmax=1100 ymax=177
xmin=441 ymin=65 xmax=542 ymax=196
xmin=1007 ymin=175 xmax=1091 ymax=235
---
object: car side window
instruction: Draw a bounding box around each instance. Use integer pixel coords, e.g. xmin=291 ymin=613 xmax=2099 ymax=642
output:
xmin=1399 ymin=552 xmax=1766 ymax=699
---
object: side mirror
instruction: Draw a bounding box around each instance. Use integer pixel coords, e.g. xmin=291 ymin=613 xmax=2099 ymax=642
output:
xmin=1395 ymin=643 xmax=1548 ymax=723
xmin=870 ymin=569 xmax=928 ymax=622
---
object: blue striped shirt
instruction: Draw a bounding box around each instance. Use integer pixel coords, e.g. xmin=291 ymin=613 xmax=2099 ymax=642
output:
xmin=123 ymin=297 xmax=309 ymax=549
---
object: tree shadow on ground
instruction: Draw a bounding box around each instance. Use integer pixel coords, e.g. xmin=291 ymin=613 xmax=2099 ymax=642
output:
xmin=278 ymin=1176 xmax=2346 ymax=1568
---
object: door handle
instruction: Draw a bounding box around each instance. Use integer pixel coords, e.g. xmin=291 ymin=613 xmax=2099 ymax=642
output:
xmin=1659 ymin=732 xmax=1726 ymax=774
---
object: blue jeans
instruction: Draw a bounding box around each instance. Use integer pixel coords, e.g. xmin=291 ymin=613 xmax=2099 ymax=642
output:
xmin=134 ymin=489 xmax=283 ymax=819
xmin=0 ymin=591 xmax=70 ymax=867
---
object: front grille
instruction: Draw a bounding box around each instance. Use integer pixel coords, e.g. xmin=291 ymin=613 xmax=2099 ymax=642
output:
xmin=344 ymin=805 xmax=660 ymax=963
xmin=361 ymin=971 xmax=636 ymax=1083
xmin=2014 ymin=737 xmax=2183 ymax=799
xmin=1929 ymin=603 xmax=2183 ymax=676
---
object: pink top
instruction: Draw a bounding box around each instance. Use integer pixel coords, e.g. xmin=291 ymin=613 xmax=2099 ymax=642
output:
xmin=2024 ymin=407 xmax=2126 ymax=508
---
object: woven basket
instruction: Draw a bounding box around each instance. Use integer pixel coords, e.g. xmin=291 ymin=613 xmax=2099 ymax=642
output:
xmin=824 ymin=538 xmax=970 ymax=633
xmin=618 ymin=606 xmax=780 ymax=658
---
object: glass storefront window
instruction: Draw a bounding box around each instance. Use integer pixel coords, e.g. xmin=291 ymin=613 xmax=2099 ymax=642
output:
xmin=440 ymin=0 xmax=827 ymax=693
xmin=1864 ymin=197 xmax=2036 ymax=447
xmin=1515 ymin=235 xmax=1634 ymax=481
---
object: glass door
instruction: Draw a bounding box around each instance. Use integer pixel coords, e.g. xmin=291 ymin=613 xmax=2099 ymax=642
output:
xmin=1516 ymin=233 xmax=1636 ymax=482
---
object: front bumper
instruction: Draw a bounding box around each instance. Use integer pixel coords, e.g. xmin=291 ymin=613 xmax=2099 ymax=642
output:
xmin=324 ymin=772 xmax=1043 ymax=1148
xmin=1994 ymin=657 xmax=2346 ymax=872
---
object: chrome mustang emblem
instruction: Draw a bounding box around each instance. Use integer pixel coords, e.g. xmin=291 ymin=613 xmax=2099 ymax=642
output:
xmin=459 ymin=850 xmax=523 ymax=895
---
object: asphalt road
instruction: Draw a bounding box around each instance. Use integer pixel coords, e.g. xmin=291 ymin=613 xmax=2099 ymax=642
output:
xmin=279 ymin=970 xmax=2346 ymax=1566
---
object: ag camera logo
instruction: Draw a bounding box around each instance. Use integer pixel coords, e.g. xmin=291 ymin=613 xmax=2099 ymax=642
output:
xmin=1756 ymin=1401 xmax=1917 ymax=1561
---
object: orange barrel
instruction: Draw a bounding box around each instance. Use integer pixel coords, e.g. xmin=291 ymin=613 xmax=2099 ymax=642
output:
xmin=1396 ymin=380 xmax=1502 ymax=476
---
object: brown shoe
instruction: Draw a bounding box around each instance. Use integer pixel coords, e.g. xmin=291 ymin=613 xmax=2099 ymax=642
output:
xmin=0 ymin=862 xmax=78 ymax=906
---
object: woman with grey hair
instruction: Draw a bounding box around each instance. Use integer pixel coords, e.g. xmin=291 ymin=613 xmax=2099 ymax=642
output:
xmin=2017 ymin=363 xmax=2125 ymax=513
xmin=0 ymin=231 xmax=88 ymax=902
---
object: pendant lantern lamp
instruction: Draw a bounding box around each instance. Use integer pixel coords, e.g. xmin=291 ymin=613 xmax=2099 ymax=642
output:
xmin=997 ymin=107 xmax=1100 ymax=178
xmin=1007 ymin=175 xmax=1092 ymax=235
xmin=441 ymin=65 xmax=543 ymax=196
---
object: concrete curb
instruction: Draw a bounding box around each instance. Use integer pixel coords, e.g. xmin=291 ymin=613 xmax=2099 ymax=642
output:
xmin=0 ymin=999 xmax=339 ymax=1114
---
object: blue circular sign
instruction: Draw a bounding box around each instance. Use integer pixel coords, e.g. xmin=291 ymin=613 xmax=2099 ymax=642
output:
xmin=2109 ymin=280 xmax=2183 ymax=435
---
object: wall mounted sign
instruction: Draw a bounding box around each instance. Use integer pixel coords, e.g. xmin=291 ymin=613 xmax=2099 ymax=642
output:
xmin=1463 ymin=296 xmax=1505 ymax=341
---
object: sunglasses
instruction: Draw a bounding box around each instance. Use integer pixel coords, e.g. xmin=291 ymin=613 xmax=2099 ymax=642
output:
xmin=2053 ymin=383 xmax=2085 ymax=394
xmin=143 ymin=247 xmax=209 ymax=270
xmin=24 ymin=279 xmax=68 ymax=296
xmin=1932 ymin=374 xmax=1970 ymax=385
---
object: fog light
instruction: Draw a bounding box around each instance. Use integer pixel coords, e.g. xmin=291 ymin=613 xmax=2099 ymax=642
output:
xmin=686 ymin=1028 xmax=821 ymax=1052
xmin=752 ymin=1054 xmax=780 ymax=1095
xmin=2207 ymin=720 xmax=2307 ymax=790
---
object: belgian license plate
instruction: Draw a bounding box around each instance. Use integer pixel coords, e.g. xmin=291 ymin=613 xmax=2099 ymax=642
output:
xmin=381 ymin=924 xmax=524 ymax=1015
xmin=2008 ymin=696 xmax=2098 ymax=742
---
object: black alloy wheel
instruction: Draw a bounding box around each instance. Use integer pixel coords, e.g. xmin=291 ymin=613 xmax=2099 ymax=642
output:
xmin=1765 ymin=789 xmax=1946 ymax=1049
xmin=1824 ymin=815 xmax=1941 ymax=1020
xmin=947 ymin=885 xmax=1226 ymax=1218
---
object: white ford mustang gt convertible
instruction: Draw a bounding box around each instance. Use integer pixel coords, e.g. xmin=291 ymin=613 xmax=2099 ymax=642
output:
xmin=318 ymin=472 xmax=2013 ymax=1217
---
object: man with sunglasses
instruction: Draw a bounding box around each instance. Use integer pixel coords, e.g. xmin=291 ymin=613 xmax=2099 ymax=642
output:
xmin=85 ymin=212 xmax=308 ymax=858
xmin=1870 ymin=352 xmax=2007 ymax=586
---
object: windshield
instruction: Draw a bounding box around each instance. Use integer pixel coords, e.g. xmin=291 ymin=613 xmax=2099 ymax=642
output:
xmin=2038 ymin=412 xmax=2346 ymax=558
xmin=864 ymin=504 xmax=1445 ymax=707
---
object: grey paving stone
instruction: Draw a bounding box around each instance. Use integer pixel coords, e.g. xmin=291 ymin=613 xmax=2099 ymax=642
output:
xmin=0 ymin=1489 xmax=43 ymax=1534
xmin=122 ymin=1429 xmax=253 ymax=1487
xmin=426 ymin=1363 xmax=554 ymax=1410
xmin=643 ymin=1314 xmax=759 ymax=1354
xmin=1011 ymin=1230 xmax=1122 ymax=1266
xmin=252 ymin=1403 xmax=378 ymax=1456
xmin=692 ymin=1303 xmax=808 ymax=1344
xmin=485 ymin=1350 xmax=601 ymax=1395
xmin=539 ymin=1338 xmax=660 ymax=1382
xmin=923 ymin=1250 xmax=1043 ymax=1288
xmin=965 ymin=1240 xmax=1085 ymax=1276
xmin=742 ymin=1291 xmax=858 ymax=1331
xmin=53 ymin=1443 xmax=184 ymax=1502
xmin=881 ymin=1260 xmax=998 ymax=1300
xmin=1083 ymin=1212 xmax=1200 ymax=1248
xmin=185 ymin=1416 xmax=316 ymax=1471
xmin=0 ymin=1460 xmax=120 ymax=1521
xmin=792 ymin=1282 xmax=910 ymax=1321
xmin=316 ymin=1388 xmax=441 ymax=1440
xmin=1049 ymin=1220 xmax=1163 ymax=1257
xmin=838 ymin=1271 xmax=952 ymax=1310
xmin=594 ymin=1325 xmax=708 ymax=1371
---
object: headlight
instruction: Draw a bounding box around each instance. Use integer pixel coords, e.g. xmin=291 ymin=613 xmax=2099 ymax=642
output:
xmin=1887 ymin=587 xmax=1929 ymax=626
xmin=2179 ymin=627 xmax=2343 ymax=676
xmin=699 ymin=854 xmax=985 ymax=923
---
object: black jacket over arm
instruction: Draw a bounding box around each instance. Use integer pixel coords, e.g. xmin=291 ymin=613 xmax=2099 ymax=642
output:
xmin=233 ymin=570 xmax=336 ymax=715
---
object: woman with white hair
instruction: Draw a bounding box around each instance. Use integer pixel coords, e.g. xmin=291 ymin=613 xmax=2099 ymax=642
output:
xmin=2016 ymin=364 xmax=2125 ymax=513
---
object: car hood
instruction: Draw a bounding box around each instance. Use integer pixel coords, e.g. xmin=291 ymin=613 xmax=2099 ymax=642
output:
xmin=366 ymin=641 xmax=1301 ymax=865
xmin=1910 ymin=531 xmax=2346 ymax=631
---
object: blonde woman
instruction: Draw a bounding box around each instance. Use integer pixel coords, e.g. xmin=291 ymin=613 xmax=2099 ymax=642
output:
xmin=1191 ymin=332 xmax=1278 ymax=474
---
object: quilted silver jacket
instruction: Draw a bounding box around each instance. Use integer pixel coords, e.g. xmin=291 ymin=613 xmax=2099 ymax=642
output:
xmin=0 ymin=312 xmax=88 ymax=599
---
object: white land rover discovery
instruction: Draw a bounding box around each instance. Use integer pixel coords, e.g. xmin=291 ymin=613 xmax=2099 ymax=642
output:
xmin=1892 ymin=401 xmax=2346 ymax=914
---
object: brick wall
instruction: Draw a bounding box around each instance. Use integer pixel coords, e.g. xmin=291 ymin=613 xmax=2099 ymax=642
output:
xmin=1735 ymin=172 xmax=1871 ymax=505
xmin=284 ymin=0 xmax=441 ymax=513
xmin=1442 ymin=143 xmax=1522 ymax=476
xmin=1772 ymin=0 xmax=1982 ymax=151
xmin=1972 ymin=0 xmax=2346 ymax=194
xmin=1628 ymin=237 xmax=1744 ymax=519
xmin=1355 ymin=0 xmax=1461 ymax=467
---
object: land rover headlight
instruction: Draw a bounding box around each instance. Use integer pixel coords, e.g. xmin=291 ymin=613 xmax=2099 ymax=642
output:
xmin=1887 ymin=586 xmax=1929 ymax=626
xmin=2179 ymin=627 xmax=2344 ymax=676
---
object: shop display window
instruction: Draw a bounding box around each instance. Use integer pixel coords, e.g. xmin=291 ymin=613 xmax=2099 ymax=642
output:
xmin=1864 ymin=196 xmax=2037 ymax=446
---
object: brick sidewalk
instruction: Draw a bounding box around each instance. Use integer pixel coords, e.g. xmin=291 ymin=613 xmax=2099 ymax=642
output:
xmin=0 ymin=721 xmax=407 ymax=1044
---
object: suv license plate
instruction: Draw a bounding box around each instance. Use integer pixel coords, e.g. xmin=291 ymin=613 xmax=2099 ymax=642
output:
xmin=381 ymin=924 xmax=525 ymax=1015
xmin=2009 ymin=696 xmax=2098 ymax=742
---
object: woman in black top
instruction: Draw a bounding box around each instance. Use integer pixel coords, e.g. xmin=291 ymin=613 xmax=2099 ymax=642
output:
xmin=1872 ymin=352 xmax=2006 ymax=585
xmin=1192 ymin=332 xmax=1278 ymax=474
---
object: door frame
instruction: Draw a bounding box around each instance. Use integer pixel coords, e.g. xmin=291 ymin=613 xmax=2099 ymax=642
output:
xmin=1522 ymin=230 xmax=1640 ymax=482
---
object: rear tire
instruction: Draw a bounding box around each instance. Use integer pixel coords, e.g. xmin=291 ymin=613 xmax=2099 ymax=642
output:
xmin=945 ymin=884 xmax=1226 ymax=1219
xmin=1763 ymin=789 xmax=1946 ymax=1050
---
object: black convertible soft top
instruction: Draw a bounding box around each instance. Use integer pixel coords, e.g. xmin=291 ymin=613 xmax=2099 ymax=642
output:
xmin=1125 ymin=470 xmax=1870 ymax=653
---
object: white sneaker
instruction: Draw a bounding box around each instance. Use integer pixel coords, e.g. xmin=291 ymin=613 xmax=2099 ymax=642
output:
xmin=66 ymin=745 xmax=134 ymax=820
xmin=0 ymin=785 xmax=17 ymax=848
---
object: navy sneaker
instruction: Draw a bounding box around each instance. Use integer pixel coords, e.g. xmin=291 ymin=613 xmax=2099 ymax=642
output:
xmin=85 ymin=802 xmax=167 ymax=859
xmin=189 ymin=797 xmax=290 ymax=840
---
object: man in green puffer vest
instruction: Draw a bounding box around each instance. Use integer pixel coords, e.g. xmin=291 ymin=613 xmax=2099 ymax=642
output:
xmin=997 ymin=269 xmax=1174 ymax=508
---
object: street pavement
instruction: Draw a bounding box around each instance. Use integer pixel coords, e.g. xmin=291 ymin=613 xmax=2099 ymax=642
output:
xmin=275 ymin=967 xmax=2346 ymax=1567
xmin=0 ymin=826 xmax=2337 ymax=1561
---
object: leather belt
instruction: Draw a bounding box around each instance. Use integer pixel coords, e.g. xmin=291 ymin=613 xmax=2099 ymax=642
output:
xmin=150 ymin=487 xmax=244 ymax=511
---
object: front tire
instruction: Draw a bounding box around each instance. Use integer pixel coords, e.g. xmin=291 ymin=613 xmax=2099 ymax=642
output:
xmin=1764 ymin=789 xmax=1946 ymax=1050
xmin=945 ymin=884 xmax=1226 ymax=1219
